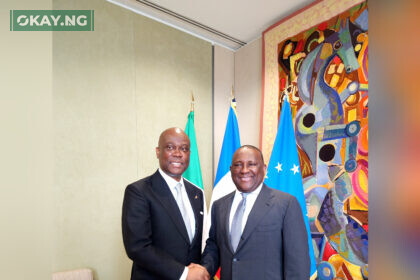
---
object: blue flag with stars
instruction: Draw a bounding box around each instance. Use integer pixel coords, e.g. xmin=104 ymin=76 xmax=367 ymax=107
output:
xmin=264 ymin=99 xmax=317 ymax=277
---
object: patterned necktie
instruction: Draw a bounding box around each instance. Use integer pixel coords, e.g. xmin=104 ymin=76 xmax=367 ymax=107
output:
xmin=230 ymin=192 xmax=248 ymax=252
xmin=174 ymin=183 xmax=193 ymax=243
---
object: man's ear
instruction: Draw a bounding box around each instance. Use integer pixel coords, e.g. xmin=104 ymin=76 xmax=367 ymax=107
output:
xmin=155 ymin=147 xmax=160 ymax=159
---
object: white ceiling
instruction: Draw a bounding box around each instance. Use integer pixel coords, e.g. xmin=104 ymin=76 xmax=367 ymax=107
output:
xmin=108 ymin=0 xmax=315 ymax=50
xmin=151 ymin=0 xmax=314 ymax=42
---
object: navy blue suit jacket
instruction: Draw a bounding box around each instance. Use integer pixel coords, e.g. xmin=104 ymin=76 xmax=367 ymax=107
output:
xmin=201 ymin=184 xmax=310 ymax=280
xmin=122 ymin=170 xmax=204 ymax=280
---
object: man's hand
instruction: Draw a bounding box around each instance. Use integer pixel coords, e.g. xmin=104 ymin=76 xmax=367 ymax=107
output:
xmin=186 ymin=263 xmax=210 ymax=280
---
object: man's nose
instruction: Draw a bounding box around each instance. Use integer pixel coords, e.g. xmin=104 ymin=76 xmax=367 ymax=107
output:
xmin=240 ymin=165 xmax=250 ymax=173
xmin=172 ymin=147 xmax=182 ymax=156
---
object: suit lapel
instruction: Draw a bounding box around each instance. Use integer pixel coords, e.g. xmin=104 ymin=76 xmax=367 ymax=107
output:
xmin=184 ymin=179 xmax=203 ymax=244
xmin=222 ymin=192 xmax=235 ymax=254
xmin=236 ymin=185 xmax=274 ymax=252
xmin=150 ymin=171 xmax=190 ymax=244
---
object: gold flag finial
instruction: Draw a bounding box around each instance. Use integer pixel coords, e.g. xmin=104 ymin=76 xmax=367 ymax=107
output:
xmin=230 ymin=86 xmax=238 ymax=114
xmin=279 ymin=80 xmax=293 ymax=110
xmin=190 ymin=91 xmax=195 ymax=112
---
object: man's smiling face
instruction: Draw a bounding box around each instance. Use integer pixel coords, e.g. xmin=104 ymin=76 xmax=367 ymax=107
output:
xmin=230 ymin=146 xmax=266 ymax=193
xmin=156 ymin=128 xmax=190 ymax=181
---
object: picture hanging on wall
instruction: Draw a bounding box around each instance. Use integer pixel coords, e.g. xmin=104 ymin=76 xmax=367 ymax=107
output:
xmin=261 ymin=0 xmax=368 ymax=279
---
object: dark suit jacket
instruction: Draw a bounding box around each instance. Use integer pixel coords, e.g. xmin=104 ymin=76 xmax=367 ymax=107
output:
xmin=122 ymin=170 xmax=204 ymax=280
xmin=201 ymin=184 xmax=310 ymax=280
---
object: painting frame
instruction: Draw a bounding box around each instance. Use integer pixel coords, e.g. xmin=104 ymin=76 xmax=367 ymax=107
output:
xmin=261 ymin=0 xmax=368 ymax=279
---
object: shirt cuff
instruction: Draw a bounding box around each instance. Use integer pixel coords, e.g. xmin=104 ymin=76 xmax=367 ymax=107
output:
xmin=180 ymin=267 xmax=188 ymax=280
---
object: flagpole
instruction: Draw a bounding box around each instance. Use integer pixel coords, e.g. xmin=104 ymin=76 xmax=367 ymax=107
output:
xmin=230 ymin=85 xmax=235 ymax=105
xmin=190 ymin=91 xmax=194 ymax=112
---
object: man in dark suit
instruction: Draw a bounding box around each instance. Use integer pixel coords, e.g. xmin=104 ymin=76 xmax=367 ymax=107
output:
xmin=122 ymin=127 xmax=210 ymax=280
xmin=201 ymin=145 xmax=310 ymax=280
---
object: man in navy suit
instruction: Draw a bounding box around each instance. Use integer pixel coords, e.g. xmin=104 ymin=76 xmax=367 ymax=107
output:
xmin=122 ymin=127 xmax=210 ymax=280
xmin=201 ymin=145 xmax=310 ymax=280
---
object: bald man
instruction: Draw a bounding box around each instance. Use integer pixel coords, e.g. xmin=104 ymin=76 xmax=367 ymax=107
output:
xmin=122 ymin=128 xmax=209 ymax=280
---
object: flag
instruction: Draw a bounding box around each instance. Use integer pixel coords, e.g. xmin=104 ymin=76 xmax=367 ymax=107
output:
xmin=184 ymin=110 xmax=204 ymax=190
xmin=206 ymin=98 xmax=241 ymax=280
xmin=184 ymin=109 xmax=208 ymax=251
xmin=211 ymin=97 xmax=241 ymax=204
xmin=264 ymin=99 xmax=317 ymax=278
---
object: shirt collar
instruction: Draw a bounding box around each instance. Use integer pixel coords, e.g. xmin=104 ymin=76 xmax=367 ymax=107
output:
xmin=234 ymin=182 xmax=263 ymax=198
xmin=158 ymin=168 xmax=184 ymax=190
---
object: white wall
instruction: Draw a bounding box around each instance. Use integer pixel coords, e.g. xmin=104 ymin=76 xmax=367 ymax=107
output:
xmin=213 ymin=45 xmax=235 ymax=182
xmin=0 ymin=0 xmax=53 ymax=279
xmin=212 ymin=38 xmax=263 ymax=179
xmin=52 ymin=1 xmax=213 ymax=279
xmin=234 ymin=38 xmax=263 ymax=148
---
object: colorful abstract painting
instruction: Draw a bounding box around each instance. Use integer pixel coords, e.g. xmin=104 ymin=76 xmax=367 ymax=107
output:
xmin=261 ymin=0 xmax=368 ymax=279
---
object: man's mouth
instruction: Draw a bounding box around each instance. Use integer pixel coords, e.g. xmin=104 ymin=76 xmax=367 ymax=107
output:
xmin=238 ymin=176 xmax=252 ymax=182
xmin=170 ymin=162 xmax=183 ymax=167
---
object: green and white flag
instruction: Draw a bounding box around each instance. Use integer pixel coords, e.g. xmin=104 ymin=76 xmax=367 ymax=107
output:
xmin=184 ymin=111 xmax=203 ymax=189
xmin=184 ymin=109 xmax=207 ymax=250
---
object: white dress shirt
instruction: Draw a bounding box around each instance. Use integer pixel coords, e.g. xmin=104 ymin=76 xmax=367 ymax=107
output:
xmin=229 ymin=183 xmax=263 ymax=234
xmin=159 ymin=169 xmax=196 ymax=280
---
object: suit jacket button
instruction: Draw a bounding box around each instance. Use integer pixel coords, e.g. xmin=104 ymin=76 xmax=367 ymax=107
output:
xmin=233 ymin=258 xmax=237 ymax=262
